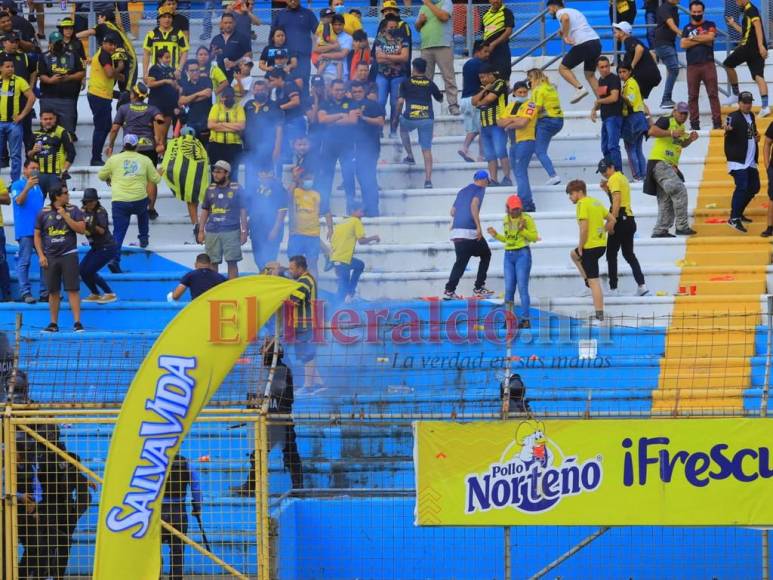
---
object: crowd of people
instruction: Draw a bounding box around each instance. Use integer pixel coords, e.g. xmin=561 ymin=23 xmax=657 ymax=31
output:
xmin=0 ymin=0 xmax=768 ymax=331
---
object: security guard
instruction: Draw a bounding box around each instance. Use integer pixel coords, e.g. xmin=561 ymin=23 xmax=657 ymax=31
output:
xmin=143 ymin=5 xmax=189 ymax=79
xmin=28 ymin=109 xmax=75 ymax=194
xmin=161 ymin=454 xmax=202 ymax=580
xmin=38 ymin=29 xmax=85 ymax=138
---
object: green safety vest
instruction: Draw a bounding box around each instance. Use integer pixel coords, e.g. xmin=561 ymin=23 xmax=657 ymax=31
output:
xmin=649 ymin=117 xmax=684 ymax=166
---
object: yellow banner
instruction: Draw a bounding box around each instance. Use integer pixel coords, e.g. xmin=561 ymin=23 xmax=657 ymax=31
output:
xmin=415 ymin=418 xmax=773 ymax=526
xmin=94 ymin=276 xmax=300 ymax=579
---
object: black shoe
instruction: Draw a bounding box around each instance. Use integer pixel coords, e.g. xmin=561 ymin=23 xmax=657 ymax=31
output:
xmin=690 ymin=123 xmax=700 ymax=131
xmin=712 ymin=122 xmax=723 ymax=130
xmin=42 ymin=322 xmax=58 ymax=333
xmin=651 ymin=231 xmax=676 ymax=238
xmin=761 ymin=227 xmax=773 ymax=237
xmin=73 ymin=322 xmax=85 ymax=333
xmin=402 ymin=156 xmax=415 ymax=165
xmin=38 ymin=294 xmax=49 ymax=303
xmin=108 ymin=261 xmax=123 ymax=273
xmin=488 ymin=179 xmax=500 ymax=187
xmin=148 ymin=209 xmax=159 ymax=220
xmin=518 ymin=319 xmax=531 ymax=329
xmin=727 ymin=218 xmax=748 ymax=233
xmin=741 ymin=214 xmax=753 ymax=223
xmin=675 ymin=227 xmax=697 ymax=236
xmin=229 ymin=482 xmax=255 ymax=497
xmin=193 ymin=223 xmax=200 ymax=243
xmin=90 ymin=159 xmax=105 ymax=167
xmin=139 ymin=239 xmax=149 ymax=249
xmin=500 ymin=177 xmax=513 ymax=187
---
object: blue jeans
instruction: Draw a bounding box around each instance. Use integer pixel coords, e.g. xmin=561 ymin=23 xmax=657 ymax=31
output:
xmin=355 ymin=142 xmax=380 ymax=217
xmin=79 ymin=245 xmax=115 ymax=294
xmin=88 ymin=93 xmax=113 ymax=164
xmin=0 ymin=121 xmax=23 ymax=181
xmin=317 ymin=141 xmax=355 ymax=215
xmin=645 ymin=10 xmax=657 ymax=49
xmin=654 ymin=44 xmax=679 ymax=103
xmin=111 ymin=198 xmax=149 ymax=266
xmin=376 ymin=75 xmax=405 ymax=124
xmin=730 ymin=167 xmax=761 ymax=220
xmin=480 ymin=125 xmax=508 ymax=162
xmin=0 ymin=229 xmax=11 ymax=298
xmin=622 ymin=111 xmax=649 ymax=179
xmin=283 ymin=116 xmax=307 ymax=165
xmin=335 ymin=257 xmax=365 ymax=300
xmin=601 ymin=116 xmax=623 ymax=173
xmin=510 ymin=140 xmax=536 ymax=211
xmin=535 ymin=117 xmax=563 ymax=177
xmin=16 ymin=235 xmax=47 ymax=298
xmin=503 ymin=247 xmax=532 ymax=321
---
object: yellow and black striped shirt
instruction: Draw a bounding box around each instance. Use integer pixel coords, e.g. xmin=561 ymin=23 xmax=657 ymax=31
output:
xmin=143 ymin=27 xmax=189 ymax=69
xmin=292 ymin=272 xmax=317 ymax=331
xmin=32 ymin=126 xmax=75 ymax=174
xmin=0 ymin=75 xmax=30 ymax=122
xmin=208 ymin=103 xmax=245 ymax=145
xmin=478 ymin=79 xmax=509 ymax=128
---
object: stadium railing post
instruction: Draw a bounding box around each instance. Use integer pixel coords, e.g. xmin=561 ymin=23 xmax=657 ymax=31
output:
xmin=256 ymin=411 xmax=270 ymax=580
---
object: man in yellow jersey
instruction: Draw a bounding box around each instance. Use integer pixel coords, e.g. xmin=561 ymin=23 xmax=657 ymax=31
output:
xmin=0 ymin=54 xmax=35 ymax=181
xmin=724 ymin=0 xmax=769 ymax=115
xmin=480 ymin=0 xmax=514 ymax=82
xmin=566 ymin=178 xmax=616 ymax=323
xmin=498 ymin=80 xmax=537 ymax=211
xmin=87 ymin=34 xmax=122 ymax=166
xmin=597 ymin=158 xmax=648 ymax=296
xmin=28 ymin=109 xmax=75 ymax=195
xmin=287 ymin=254 xmax=323 ymax=391
xmin=472 ymin=64 xmax=511 ymax=186
xmin=645 ymin=102 xmax=698 ymax=237
xmin=143 ymin=6 xmax=189 ymax=82
xmin=329 ymin=202 xmax=379 ymax=303
xmin=207 ymin=86 xmax=245 ymax=172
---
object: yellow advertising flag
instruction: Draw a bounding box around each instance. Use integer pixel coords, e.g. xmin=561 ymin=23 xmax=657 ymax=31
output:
xmin=94 ymin=275 xmax=300 ymax=579
xmin=415 ymin=418 xmax=773 ymax=526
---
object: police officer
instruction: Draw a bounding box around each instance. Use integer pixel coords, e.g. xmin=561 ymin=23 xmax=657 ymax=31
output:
xmin=28 ymin=109 xmax=76 ymax=195
xmin=161 ymin=454 xmax=202 ymax=580
xmin=38 ymin=30 xmax=85 ymax=139
xmin=243 ymin=78 xmax=284 ymax=192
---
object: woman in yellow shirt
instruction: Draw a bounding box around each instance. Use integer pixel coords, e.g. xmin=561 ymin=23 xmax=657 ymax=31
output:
xmin=527 ymin=68 xmax=564 ymax=186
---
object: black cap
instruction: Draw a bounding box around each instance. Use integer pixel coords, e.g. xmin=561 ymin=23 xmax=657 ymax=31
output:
xmin=320 ymin=7 xmax=334 ymax=17
xmin=311 ymin=74 xmax=325 ymax=85
xmin=479 ymin=63 xmax=497 ymax=76
xmin=103 ymin=32 xmax=120 ymax=44
xmin=596 ymin=157 xmax=615 ymax=173
xmin=2 ymin=31 xmax=18 ymax=41
xmin=0 ymin=0 xmax=17 ymax=13
xmin=82 ymin=188 xmax=99 ymax=202
xmin=512 ymin=80 xmax=529 ymax=92
xmin=739 ymin=91 xmax=754 ymax=103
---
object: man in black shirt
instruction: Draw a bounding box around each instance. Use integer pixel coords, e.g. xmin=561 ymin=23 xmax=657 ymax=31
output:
xmin=613 ymin=22 xmax=661 ymax=99
xmin=681 ymin=1 xmax=722 ymax=130
xmin=244 ymin=79 xmax=284 ymax=193
xmin=179 ymin=59 xmax=213 ymax=142
xmin=653 ymin=0 xmax=681 ymax=109
xmin=168 ymin=253 xmax=226 ymax=301
xmin=266 ymin=68 xmax=304 ymax=164
xmin=724 ymin=91 xmax=759 ymax=233
xmin=317 ymin=79 xmax=356 ymax=215
xmin=592 ymin=56 xmax=623 ymax=174
xmin=34 ymin=185 xmax=86 ymax=333
xmin=397 ymin=57 xmax=443 ymax=189
xmin=0 ymin=1 xmax=36 ymax=52
xmin=210 ymin=13 xmax=251 ymax=83
xmin=724 ymin=0 xmax=769 ymax=116
xmin=350 ymin=81 xmax=385 ymax=217
xmin=38 ymin=31 xmax=85 ymax=139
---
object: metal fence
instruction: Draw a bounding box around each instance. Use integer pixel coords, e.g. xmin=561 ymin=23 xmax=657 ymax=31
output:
xmin=0 ymin=305 xmax=772 ymax=578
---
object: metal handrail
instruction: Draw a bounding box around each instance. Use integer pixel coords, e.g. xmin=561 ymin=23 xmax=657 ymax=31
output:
xmin=510 ymin=29 xmax=562 ymax=70
xmin=509 ymin=7 xmax=551 ymax=42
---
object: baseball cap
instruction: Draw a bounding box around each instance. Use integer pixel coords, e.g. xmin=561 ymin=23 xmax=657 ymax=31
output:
xmin=320 ymin=7 xmax=334 ymax=17
xmin=214 ymin=160 xmax=231 ymax=173
xmin=675 ymin=101 xmax=689 ymax=113
xmin=82 ymin=188 xmax=99 ymax=202
xmin=103 ymin=32 xmax=120 ymax=44
xmin=739 ymin=91 xmax=755 ymax=103
xmin=132 ymin=81 xmax=149 ymax=98
xmin=612 ymin=22 xmax=632 ymax=35
xmin=506 ymin=195 xmax=523 ymax=210
xmin=57 ymin=17 xmax=75 ymax=27
xmin=158 ymin=5 xmax=174 ymax=15
xmin=2 ymin=31 xmax=18 ymax=42
xmin=381 ymin=0 xmax=398 ymax=12
xmin=596 ymin=157 xmax=615 ymax=173
xmin=181 ymin=126 xmax=196 ymax=137
xmin=474 ymin=170 xmax=490 ymax=182
xmin=123 ymin=133 xmax=139 ymax=146
xmin=48 ymin=31 xmax=63 ymax=44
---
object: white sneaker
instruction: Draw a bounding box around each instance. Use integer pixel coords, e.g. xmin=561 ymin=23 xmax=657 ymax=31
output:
xmin=579 ymin=287 xmax=592 ymax=298
xmin=545 ymin=175 xmax=562 ymax=186
xmin=570 ymin=87 xmax=589 ymax=104
xmin=723 ymin=94 xmax=739 ymax=106
xmin=607 ymin=288 xmax=619 ymax=297
xmin=760 ymin=106 xmax=771 ymax=117
xmin=637 ymin=285 xmax=650 ymax=296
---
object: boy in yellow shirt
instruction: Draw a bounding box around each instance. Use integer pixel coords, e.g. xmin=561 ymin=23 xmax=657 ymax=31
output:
xmin=618 ymin=62 xmax=650 ymax=181
xmin=329 ymin=202 xmax=379 ymax=303
xmin=566 ymin=179 xmax=616 ymax=323
xmin=288 ymin=169 xmax=333 ymax=278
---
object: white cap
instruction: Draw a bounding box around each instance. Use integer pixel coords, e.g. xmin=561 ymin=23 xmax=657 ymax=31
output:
xmin=612 ymin=22 xmax=632 ymax=35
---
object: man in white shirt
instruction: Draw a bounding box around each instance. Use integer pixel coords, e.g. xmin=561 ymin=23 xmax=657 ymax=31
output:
xmin=724 ymin=91 xmax=759 ymax=233
xmin=547 ymin=0 xmax=602 ymax=103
